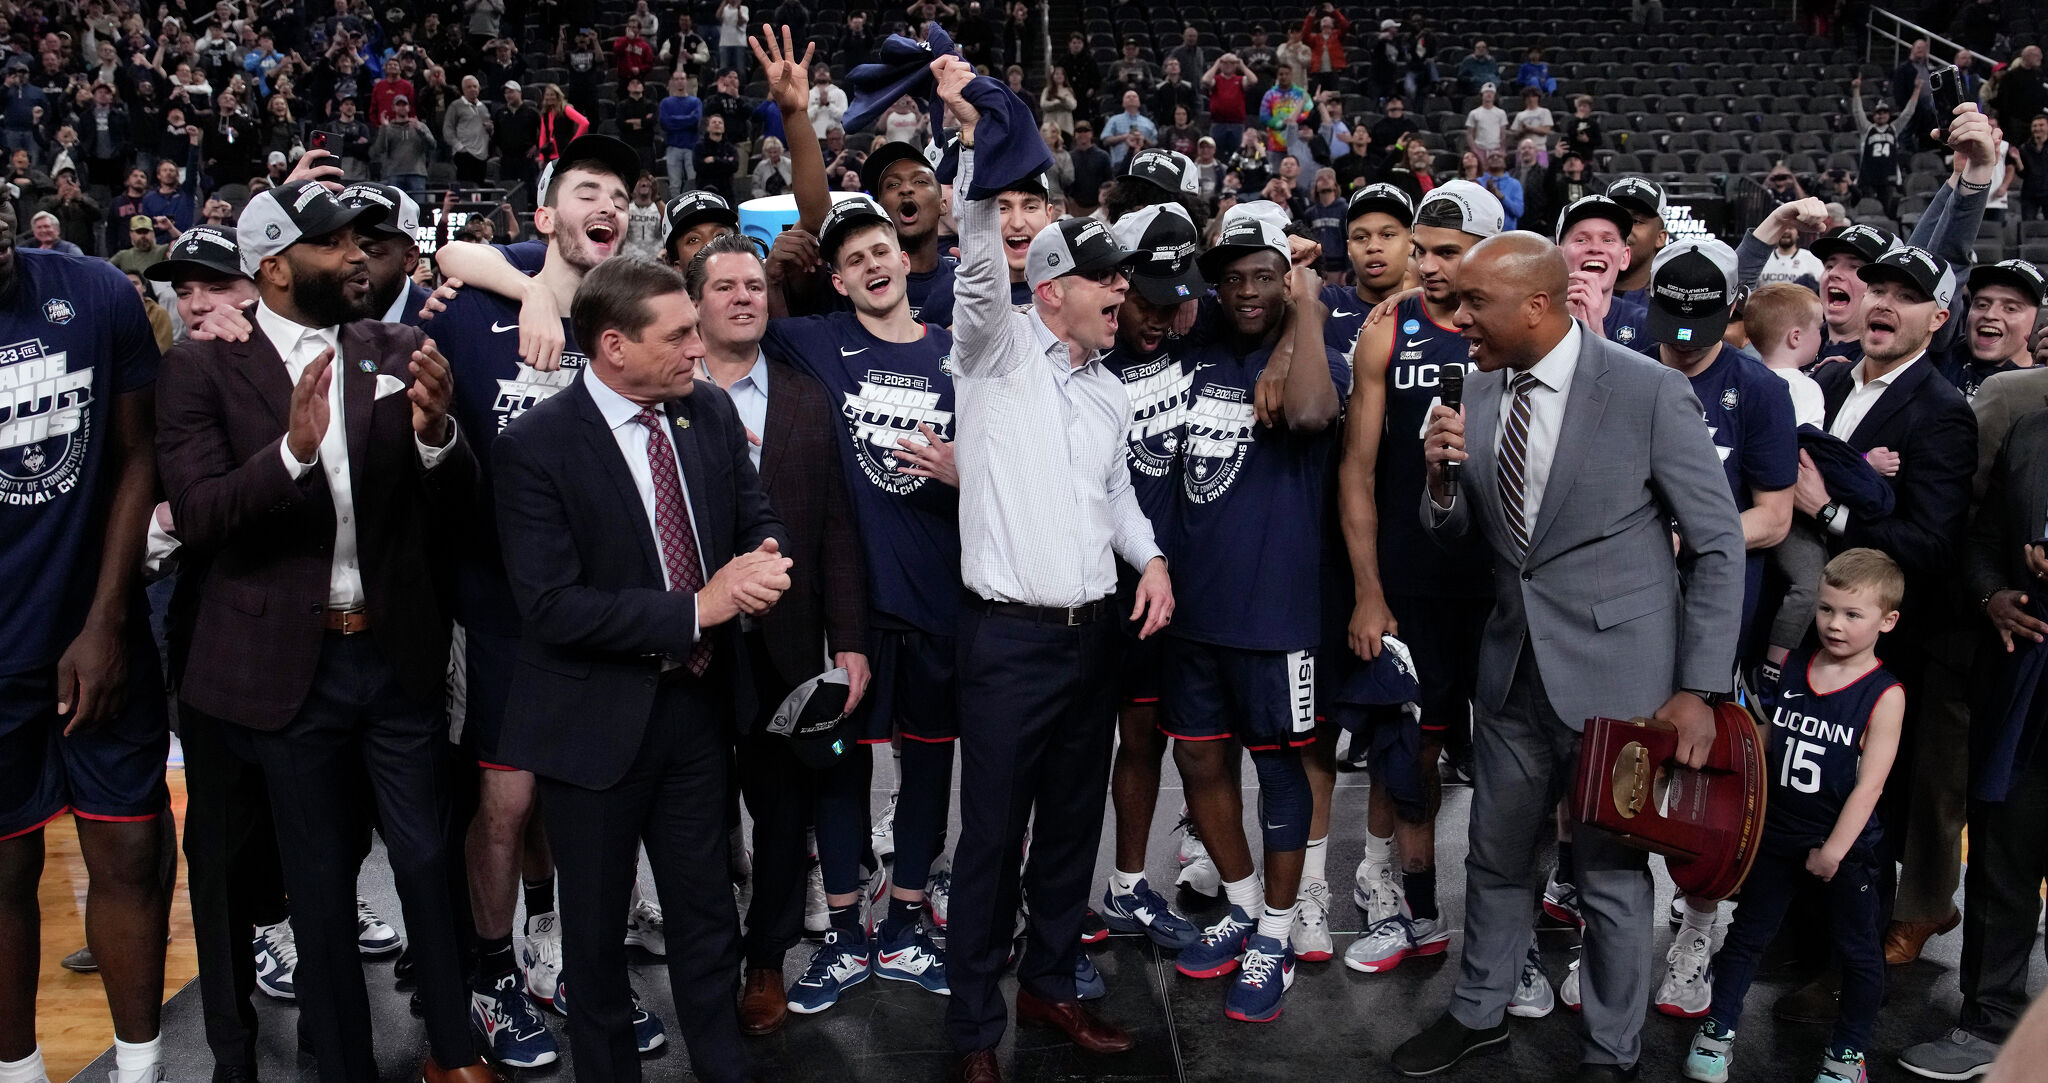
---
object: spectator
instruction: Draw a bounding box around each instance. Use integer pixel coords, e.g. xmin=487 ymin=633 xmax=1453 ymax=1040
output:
xmin=1160 ymin=104 xmax=1200 ymax=158
xmin=1509 ymin=87 xmax=1554 ymax=146
xmin=1479 ymin=148 xmax=1524 ymax=229
xmin=1891 ymin=38 xmax=1937 ymax=151
xmin=701 ymin=68 xmax=753 ymax=143
xmin=1260 ymin=155 xmax=1309 ymax=217
xmin=2019 ymin=114 xmax=2048 ymax=221
xmin=1757 ymin=217 xmax=1825 ymax=286
xmin=823 ymin=126 xmax=864 ymax=190
xmin=1405 ymin=17 xmax=1442 ymax=98
xmin=1202 ymin=53 xmax=1256 ymax=153
xmin=414 ymin=66 xmax=457 ymax=136
xmin=716 ymin=0 xmax=751 ymax=77
xmin=203 ymin=90 xmax=258 ymax=186
xmin=1111 ymin=37 xmax=1159 ymax=94
xmin=1230 ymin=126 xmax=1272 ymax=192
xmin=1457 ymin=39 xmax=1501 ymax=96
xmin=622 ymin=172 xmax=664 ymax=260
xmin=76 ymin=81 xmax=131 ymax=190
xmin=369 ymin=93 xmax=435 ymax=204
xmin=1369 ymin=95 xmax=1422 ymax=162
xmin=1466 ymin=83 xmax=1508 ymax=155
xmin=1561 ymin=93 xmax=1602 ymax=159
xmin=141 ymin=148 xmax=198 ymax=237
xmin=1068 ymin=120 xmax=1112 ymax=213
xmin=1764 ymin=161 xmax=1807 ymax=205
xmin=807 ymin=63 xmax=847 ymax=138
xmin=1366 ymin=18 xmax=1406 ymax=102
xmin=1300 ymin=5 xmax=1350 ymax=96
xmin=1039 ymin=122 xmax=1070 ymax=205
xmin=1039 ymin=66 xmax=1077 ymax=135
xmin=1850 ymin=74 xmax=1911 ymax=216
xmin=1456 ymin=149 xmax=1483 ymax=181
xmin=1003 ymin=66 xmax=1040 ymax=128
xmin=465 ymin=0 xmax=505 ymax=45
xmin=1513 ymin=138 xmax=1551 ymax=232
xmin=559 ymin=27 xmax=604 ymax=119
xmin=1517 ymin=47 xmax=1557 ymax=94
xmin=22 ymin=208 xmax=81 ymax=254
xmin=613 ymin=17 xmax=655 ymax=83
xmin=1334 ymin=125 xmax=1375 ymax=191
xmin=1194 ymin=135 xmax=1225 ymax=204
xmin=261 ymin=151 xmax=289 ymax=189
xmin=1259 ymin=65 xmax=1312 ymax=165
xmin=1306 ymin=165 xmax=1346 ymax=278
xmin=659 ymin=70 xmax=702 ymax=196
xmin=103 ymin=166 xmax=149 ymax=255
xmin=1001 ymin=2 xmax=1036 ymax=69
xmin=1100 ymin=90 xmax=1157 ymax=170
xmin=370 ymin=54 xmax=415 ymax=126
xmin=954 ymin=1 xmax=996 ymax=68
xmin=534 ymin=83 xmax=589 ymax=168
xmin=1 ymin=60 xmax=46 ymax=153
xmin=694 ymin=112 xmax=740 ymax=201
xmin=109 ymin=213 xmax=163 ymax=272
xmin=1062 ymin=33 xmax=1101 ymax=104
xmin=243 ymin=32 xmax=283 ymax=94
xmin=615 ymin=77 xmax=658 ymax=171
xmin=1954 ymin=0 xmax=2002 ymax=55
xmin=1541 ymin=151 xmax=1597 ymax=219
xmin=752 ymin=134 xmax=791 ymax=198
xmin=1276 ymin=26 xmax=1312 ymax=87
xmin=663 ymin=13 xmax=711 ymax=82
xmin=493 ymin=81 xmax=541 ymax=197
xmin=1150 ymin=59 xmax=1198 ymax=128
xmin=1167 ymin=25 xmax=1209 ymax=78
xmin=1991 ymin=45 xmax=2047 ymax=142
xmin=327 ymin=96 xmax=373 ymax=177
xmin=477 ymin=38 xmax=528 ymax=102
xmin=880 ymin=94 xmax=926 ymax=147
xmin=443 ymin=75 xmax=491 ymax=184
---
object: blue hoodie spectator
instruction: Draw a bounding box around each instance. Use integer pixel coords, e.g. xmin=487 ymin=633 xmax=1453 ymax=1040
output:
xmin=660 ymin=86 xmax=702 ymax=195
xmin=1 ymin=68 xmax=47 ymax=150
xmin=140 ymin=144 xmax=202 ymax=237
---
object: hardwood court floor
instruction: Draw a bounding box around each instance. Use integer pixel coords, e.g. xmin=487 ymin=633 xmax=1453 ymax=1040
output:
xmin=34 ymin=766 xmax=197 ymax=1082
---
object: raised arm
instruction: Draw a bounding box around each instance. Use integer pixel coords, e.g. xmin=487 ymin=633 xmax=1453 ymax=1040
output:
xmin=752 ymin=24 xmax=829 ymax=233
xmin=934 ymin=55 xmax=1025 ymax=374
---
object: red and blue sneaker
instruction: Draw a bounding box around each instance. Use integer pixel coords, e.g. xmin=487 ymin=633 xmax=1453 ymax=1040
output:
xmin=1176 ymin=905 xmax=1255 ymax=979
xmin=1223 ymin=932 xmax=1295 ymax=1023
xmin=787 ymin=928 xmax=873 ymax=1014
xmin=469 ymin=971 xmax=559 ymax=1068
xmin=875 ymin=920 xmax=949 ymax=995
xmin=1100 ymin=879 xmax=1199 ymax=951
xmin=553 ymin=980 xmax=666 ymax=1053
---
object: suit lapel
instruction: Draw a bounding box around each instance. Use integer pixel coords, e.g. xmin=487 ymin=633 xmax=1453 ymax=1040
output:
xmin=758 ymin=365 xmax=795 ymax=489
xmin=575 ymin=377 xmax=664 ymax=585
xmin=1525 ymin=331 xmax=1611 ymax=561
xmin=225 ymin=327 xmax=293 ymax=431
xmin=1848 ymin=360 xmax=1928 ymax=449
xmin=1465 ymin=367 xmax=1504 ymax=537
xmin=340 ymin=323 xmax=376 ymax=493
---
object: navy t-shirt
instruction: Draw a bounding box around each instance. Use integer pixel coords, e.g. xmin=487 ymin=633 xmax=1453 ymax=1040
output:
xmin=1378 ymin=296 xmax=1493 ymax=598
xmin=1761 ymin=649 xmax=1899 ymax=856
xmin=1009 ymin=278 xmax=1033 ymax=307
xmin=497 ymin=239 xmax=548 ymax=275
xmin=1935 ymin=339 xmax=2019 ymax=401
xmin=1318 ymin=284 xmax=1375 ymax=361
xmin=1605 ymin=295 xmax=1649 ymax=352
xmin=0 ymin=250 xmax=161 ymax=673
xmin=1173 ymin=337 xmax=1351 ymax=652
xmin=762 ymin=312 xmax=961 ymax=634
xmin=439 ymin=284 xmax=590 ymax=633
xmin=1688 ymin=346 xmax=1798 ymax=628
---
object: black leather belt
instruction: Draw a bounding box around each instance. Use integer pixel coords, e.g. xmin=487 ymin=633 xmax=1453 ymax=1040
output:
xmin=985 ymin=597 xmax=1116 ymax=626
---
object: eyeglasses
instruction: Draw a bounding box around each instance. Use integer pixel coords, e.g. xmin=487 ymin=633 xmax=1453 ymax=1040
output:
xmin=1076 ymin=268 xmax=1125 ymax=285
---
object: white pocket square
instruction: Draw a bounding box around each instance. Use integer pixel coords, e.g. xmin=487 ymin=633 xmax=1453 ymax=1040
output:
xmin=374 ymin=373 xmax=407 ymax=400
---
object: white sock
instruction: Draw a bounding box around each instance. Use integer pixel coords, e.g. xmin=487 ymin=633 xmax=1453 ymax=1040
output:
xmin=1109 ymin=868 xmax=1145 ymax=895
xmin=112 ymin=1037 xmax=159 ymax=1076
xmin=0 ymin=1046 xmax=48 ymax=1083
xmin=1258 ymin=903 xmax=1299 ymax=941
xmin=1682 ymin=897 xmax=1718 ymax=933
xmin=1302 ymin=836 xmax=1328 ymax=882
xmin=1363 ymin=831 xmax=1394 ymax=864
xmin=1222 ymin=874 xmax=1262 ymax=912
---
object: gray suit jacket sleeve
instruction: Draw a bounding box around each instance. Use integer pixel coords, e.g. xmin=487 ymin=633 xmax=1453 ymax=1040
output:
xmin=1647 ymin=363 xmax=1746 ymax=693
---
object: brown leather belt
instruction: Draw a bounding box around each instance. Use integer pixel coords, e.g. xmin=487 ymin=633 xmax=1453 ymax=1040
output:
xmin=323 ymin=607 xmax=373 ymax=634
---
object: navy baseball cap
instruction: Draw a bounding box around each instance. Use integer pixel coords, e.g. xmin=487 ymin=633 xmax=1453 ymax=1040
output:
xmin=861 ymin=140 xmax=935 ymax=197
xmin=1127 ymin=148 xmax=1200 ymax=199
xmin=1346 ymin=182 xmax=1415 ymax=227
xmin=1967 ymin=259 xmax=2045 ymax=307
xmin=1857 ymin=245 xmax=1957 ymax=308
xmin=1605 ymin=176 xmax=1666 ymax=219
xmin=819 ymin=194 xmax=895 ymax=263
xmin=1809 ymin=223 xmax=1898 ymax=265
xmin=1647 ymin=238 xmax=1740 ymax=347
xmin=537 ymin=134 xmax=641 ymax=202
xmin=765 ymin=668 xmax=853 ymax=769
xmin=145 ymin=224 xmax=246 ymax=281
xmin=663 ymin=191 xmax=739 ymax=257
xmin=1110 ymin=203 xmax=1205 ymax=305
xmin=1553 ymin=194 xmax=1636 ymax=245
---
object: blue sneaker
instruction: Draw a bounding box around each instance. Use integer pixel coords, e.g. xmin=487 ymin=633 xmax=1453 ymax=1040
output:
xmin=553 ymin=980 xmax=666 ymax=1053
xmin=874 ymin=920 xmax=949 ymax=995
xmin=470 ymin=971 xmax=559 ymax=1068
xmin=1074 ymin=953 xmax=1106 ymax=1001
xmin=787 ymin=928 xmax=873 ymax=1014
xmin=1224 ymin=932 xmax=1295 ymax=1023
xmin=1176 ymin=905 xmax=1255 ymax=979
xmin=1100 ymin=878 xmax=1199 ymax=950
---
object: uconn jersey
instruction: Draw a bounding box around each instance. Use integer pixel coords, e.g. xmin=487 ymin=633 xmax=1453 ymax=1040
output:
xmin=1763 ymin=651 xmax=1900 ymax=856
xmin=1379 ymin=296 xmax=1492 ymax=597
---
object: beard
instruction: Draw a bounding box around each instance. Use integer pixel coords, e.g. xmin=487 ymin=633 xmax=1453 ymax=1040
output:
xmin=291 ymin=259 xmax=377 ymax=326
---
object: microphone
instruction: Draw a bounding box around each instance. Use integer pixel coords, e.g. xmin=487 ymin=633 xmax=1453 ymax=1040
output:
xmin=1438 ymin=365 xmax=1464 ymax=488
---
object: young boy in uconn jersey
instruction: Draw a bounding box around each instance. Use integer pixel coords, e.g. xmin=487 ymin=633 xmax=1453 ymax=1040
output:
xmin=1335 ymin=179 xmax=1501 ymax=982
xmin=1682 ymin=549 xmax=1905 ymax=1083
xmin=759 ymin=194 xmax=959 ymax=1014
xmin=1166 ymin=207 xmax=1344 ymax=1024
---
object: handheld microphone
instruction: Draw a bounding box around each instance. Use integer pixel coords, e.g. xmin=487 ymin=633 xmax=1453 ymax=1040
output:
xmin=1438 ymin=365 xmax=1464 ymax=488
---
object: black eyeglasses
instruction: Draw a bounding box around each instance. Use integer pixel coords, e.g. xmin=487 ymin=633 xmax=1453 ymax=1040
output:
xmin=1077 ymin=267 xmax=1125 ymax=285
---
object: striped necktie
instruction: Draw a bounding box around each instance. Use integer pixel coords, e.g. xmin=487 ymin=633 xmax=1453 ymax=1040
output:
xmin=1497 ymin=372 xmax=1540 ymax=561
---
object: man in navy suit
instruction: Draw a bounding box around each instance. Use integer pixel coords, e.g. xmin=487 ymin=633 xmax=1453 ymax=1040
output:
xmin=490 ymin=256 xmax=790 ymax=1083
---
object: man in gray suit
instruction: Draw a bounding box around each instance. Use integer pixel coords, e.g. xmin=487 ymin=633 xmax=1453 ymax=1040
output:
xmin=1390 ymin=233 xmax=1745 ymax=1082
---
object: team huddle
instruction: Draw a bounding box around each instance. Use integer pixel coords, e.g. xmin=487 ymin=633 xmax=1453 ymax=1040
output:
xmin=6 ymin=21 xmax=2048 ymax=1083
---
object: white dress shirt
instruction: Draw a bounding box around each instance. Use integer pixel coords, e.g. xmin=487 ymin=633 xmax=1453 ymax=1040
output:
xmin=949 ymin=149 xmax=1164 ymax=607
xmin=717 ymin=351 xmax=769 ymax=471
xmin=584 ymin=368 xmax=705 ymax=642
xmin=1822 ymin=351 xmax=1921 ymax=535
xmin=1494 ymin=319 xmax=1583 ymax=528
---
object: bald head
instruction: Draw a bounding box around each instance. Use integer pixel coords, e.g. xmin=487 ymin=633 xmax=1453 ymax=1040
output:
xmin=1454 ymin=232 xmax=1573 ymax=371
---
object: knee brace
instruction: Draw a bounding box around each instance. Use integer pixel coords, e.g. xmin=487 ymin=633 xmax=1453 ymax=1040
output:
xmin=1250 ymin=747 xmax=1311 ymax=853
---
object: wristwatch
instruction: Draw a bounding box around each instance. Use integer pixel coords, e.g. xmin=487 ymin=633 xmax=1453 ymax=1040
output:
xmin=1817 ymin=501 xmax=1842 ymax=529
xmin=1682 ymin=688 xmax=1726 ymax=707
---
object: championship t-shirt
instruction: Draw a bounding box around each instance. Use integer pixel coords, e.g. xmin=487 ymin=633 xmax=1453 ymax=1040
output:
xmin=1605 ymin=295 xmax=1649 ymax=352
xmin=1687 ymin=346 xmax=1798 ymax=628
xmin=0 ymin=250 xmax=161 ymax=673
xmin=1378 ymin=296 xmax=1493 ymax=598
xmin=1102 ymin=340 xmax=1194 ymax=544
xmin=438 ymin=284 xmax=590 ymax=633
xmin=1172 ymin=337 xmax=1350 ymax=651
xmin=762 ymin=312 xmax=961 ymax=633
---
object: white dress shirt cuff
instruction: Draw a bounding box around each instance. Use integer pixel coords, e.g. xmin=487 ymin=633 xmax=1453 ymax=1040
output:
xmin=415 ymin=423 xmax=459 ymax=469
xmin=1827 ymin=507 xmax=1850 ymax=536
xmin=280 ymin=438 xmax=316 ymax=480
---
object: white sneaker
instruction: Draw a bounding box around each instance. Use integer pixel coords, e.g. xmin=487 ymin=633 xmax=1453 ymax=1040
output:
xmin=520 ymin=910 xmax=565 ymax=1004
xmin=870 ymin=792 xmax=897 ymax=863
xmin=1175 ymin=817 xmax=1221 ymax=898
xmin=253 ymin=919 xmax=297 ymax=1001
xmin=106 ymin=1064 xmax=167 ymax=1083
xmin=1670 ymin=895 xmax=1688 ymax=927
xmin=1292 ymin=877 xmax=1334 ymax=962
xmin=1352 ymin=856 xmax=1403 ymax=924
xmin=355 ymin=896 xmax=401 ymax=956
xmin=925 ymin=854 xmax=952 ymax=929
xmin=1656 ymin=926 xmax=1715 ymax=1018
xmin=804 ymin=860 xmax=829 ymax=935
xmin=1508 ymin=944 xmax=1554 ymax=1018
xmin=1560 ymin=949 xmax=1582 ymax=1011
xmin=624 ymin=897 xmax=666 ymax=957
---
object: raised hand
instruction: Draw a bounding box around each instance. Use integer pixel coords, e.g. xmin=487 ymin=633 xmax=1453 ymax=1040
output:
xmin=287 ymin=347 xmax=335 ymax=464
xmin=749 ymin=23 xmax=814 ymax=115
xmin=409 ymin=338 xmax=455 ymax=445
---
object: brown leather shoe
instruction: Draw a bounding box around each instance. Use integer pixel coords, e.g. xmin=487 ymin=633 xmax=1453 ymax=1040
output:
xmin=953 ymin=1049 xmax=1001 ymax=1083
xmin=1884 ymin=910 xmax=1962 ymax=965
xmin=740 ymin=966 xmax=787 ymax=1035
xmin=1015 ymin=987 xmax=1134 ymax=1054
xmin=419 ymin=1058 xmax=507 ymax=1083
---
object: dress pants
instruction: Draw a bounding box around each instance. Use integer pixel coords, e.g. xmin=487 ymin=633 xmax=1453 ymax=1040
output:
xmin=539 ymin=673 xmax=747 ymax=1083
xmin=225 ymin=633 xmax=473 ymax=1083
xmin=1450 ymin=645 xmax=1653 ymax=1068
xmin=947 ymin=603 xmax=1117 ymax=1054
xmin=178 ymin=705 xmax=287 ymax=1070
xmin=737 ymin=632 xmax=805 ymax=971
xmin=1958 ymin=748 xmax=2048 ymax=1041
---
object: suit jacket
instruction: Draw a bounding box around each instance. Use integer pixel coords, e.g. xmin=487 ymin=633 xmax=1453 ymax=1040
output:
xmin=752 ymin=360 xmax=868 ymax=690
xmin=492 ymin=372 xmax=788 ymax=791
xmin=1965 ymin=406 xmax=2048 ymax=606
xmin=155 ymin=318 xmax=477 ymax=730
xmin=1969 ymin=367 xmax=2048 ymax=502
xmin=1815 ymin=355 xmax=1977 ymax=595
xmin=1421 ymin=324 xmax=1745 ymax=731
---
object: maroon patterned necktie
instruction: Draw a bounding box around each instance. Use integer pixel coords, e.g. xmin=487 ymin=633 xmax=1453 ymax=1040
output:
xmin=634 ymin=408 xmax=712 ymax=676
